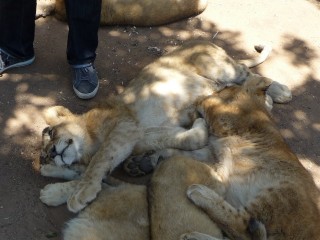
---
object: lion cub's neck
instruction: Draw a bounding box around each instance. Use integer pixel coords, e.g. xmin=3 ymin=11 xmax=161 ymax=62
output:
xmin=78 ymin=99 xmax=135 ymax=163
xmin=202 ymin=90 xmax=289 ymax=151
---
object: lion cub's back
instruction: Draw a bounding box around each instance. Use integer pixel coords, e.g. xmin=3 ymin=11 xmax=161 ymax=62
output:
xmin=55 ymin=0 xmax=208 ymax=26
xmin=63 ymin=184 xmax=149 ymax=240
xmin=122 ymin=41 xmax=239 ymax=127
xmin=149 ymin=156 xmax=223 ymax=240
xmin=101 ymin=0 xmax=208 ymax=26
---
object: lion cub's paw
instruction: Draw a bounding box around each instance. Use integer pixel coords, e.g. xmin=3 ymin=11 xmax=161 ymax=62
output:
xmin=67 ymin=181 xmax=101 ymax=213
xmin=40 ymin=164 xmax=55 ymax=176
xmin=248 ymin=218 xmax=267 ymax=240
xmin=180 ymin=231 xmax=218 ymax=240
xmin=40 ymin=183 xmax=69 ymax=206
xmin=187 ymin=184 xmax=219 ymax=206
xmin=40 ymin=164 xmax=82 ymax=180
xmin=192 ymin=118 xmax=207 ymax=128
xmin=267 ymin=81 xmax=292 ymax=103
xmin=123 ymin=150 xmax=161 ymax=177
xmin=189 ymin=118 xmax=209 ymax=149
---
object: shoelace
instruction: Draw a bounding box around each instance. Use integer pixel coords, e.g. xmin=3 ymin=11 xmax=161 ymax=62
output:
xmin=73 ymin=66 xmax=95 ymax=86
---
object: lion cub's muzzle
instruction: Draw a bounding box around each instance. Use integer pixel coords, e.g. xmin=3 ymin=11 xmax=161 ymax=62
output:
xmin=40 ymin=126 xmax=75 ymax=166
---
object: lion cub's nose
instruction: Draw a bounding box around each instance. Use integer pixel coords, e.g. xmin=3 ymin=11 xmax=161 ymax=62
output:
xmin=49 ymin=146 xmax=58 ymax=159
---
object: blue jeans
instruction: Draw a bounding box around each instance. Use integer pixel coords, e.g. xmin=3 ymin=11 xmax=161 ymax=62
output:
xmin=0 ymin=0 xmax=102 ymax=65
xmin=0 ymin=0 xmax=36 ymax=60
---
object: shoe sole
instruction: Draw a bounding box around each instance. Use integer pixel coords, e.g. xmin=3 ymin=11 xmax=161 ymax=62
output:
xmin=73 ymin=81 xmax=99 ymax=99
xmin=0 ymin=56 xmax=35 ymax=74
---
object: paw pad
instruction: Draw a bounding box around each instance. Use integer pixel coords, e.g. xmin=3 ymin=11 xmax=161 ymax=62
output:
xmin=123 ymin=151 xmax=157 ymax=177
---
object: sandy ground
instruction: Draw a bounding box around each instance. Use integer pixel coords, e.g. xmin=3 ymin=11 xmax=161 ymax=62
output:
xmin=1 ymin=0 xmax=320 ymax=239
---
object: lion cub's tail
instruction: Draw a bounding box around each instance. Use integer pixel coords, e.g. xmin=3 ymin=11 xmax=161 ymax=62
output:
xmin=239 ymin=44 xmax=272 ymax=68
xmin=248 ymin=218 xmax=267 ymax=240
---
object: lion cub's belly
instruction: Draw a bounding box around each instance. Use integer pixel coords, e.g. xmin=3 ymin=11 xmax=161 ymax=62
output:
xmin=124 ymin=70 xmax=214 ymax=128
xmin=224 ymin=176 xmax=267 ymax=208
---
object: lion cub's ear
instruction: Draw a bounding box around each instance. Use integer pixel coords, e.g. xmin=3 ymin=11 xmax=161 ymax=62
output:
xmin=43 ymin=106 xmax=74 ymax=126
xmin=244 ymin=75 xmax=273 ymax=92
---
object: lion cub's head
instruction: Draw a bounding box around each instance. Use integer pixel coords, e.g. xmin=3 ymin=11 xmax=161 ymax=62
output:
xmin=40 ymin=106 xmax=86 ymax=166
xmin=197 ymin=75 xmax=273 ymax=137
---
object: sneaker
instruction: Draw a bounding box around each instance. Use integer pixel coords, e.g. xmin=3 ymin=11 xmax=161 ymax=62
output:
xmin=0 ymin=49 xmax=35 ymax=74
xmin=72 ymin=63 xmax=99 ymax=99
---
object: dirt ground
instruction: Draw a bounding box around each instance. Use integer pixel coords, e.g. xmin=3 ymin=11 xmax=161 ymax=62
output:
xmin=1 ymin=0 xmax=320 ymax=239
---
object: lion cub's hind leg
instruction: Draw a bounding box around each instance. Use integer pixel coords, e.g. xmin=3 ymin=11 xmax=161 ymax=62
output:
xmin=134 ymin=118 xmax=208 ymax=153
xmin=124 ymin=118 xmax=209 ymax=176
xmin=186 ymin=137 xmax=267 ymax=240
xmin=180 ymin=220 xmax=266 ymax=240
xmin=187 ymin=184 xmax=267 ymax=240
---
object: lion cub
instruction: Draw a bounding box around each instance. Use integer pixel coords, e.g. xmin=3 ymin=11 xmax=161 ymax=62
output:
xmin=41 ymin=156 xmax=225 ymax=240
xmin=182 ymin=76 xmax=320 ymax=239
xmin=54 ymin=0 xmax=208 ymax=26
xmin=39 ymin=40 xmax=292 ymax=213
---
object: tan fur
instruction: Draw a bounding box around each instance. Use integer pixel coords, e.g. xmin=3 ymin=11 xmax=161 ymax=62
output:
xmin=54 ymin=0 xmax=208 ymax=26
xmin=149 ymin=157 xmax=223 ymax=240
xmin=39 ymin=40 xmax=292 ymax=213
xmin=182 ymin=76 xmax=320 ymax=239
xmin=41 ymin=157 xmax=225 ymax=240
xmin=63 ymin=181 xmax=149 ymax=240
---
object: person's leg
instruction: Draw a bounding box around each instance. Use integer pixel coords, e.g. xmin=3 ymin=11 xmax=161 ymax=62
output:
xmin=65 ymin=0 xmax=102 ymax=99
xmin=65 ymin=0 xmax=101 ymax=65
xmin=0 ymin=0 xmax=36 ymax=73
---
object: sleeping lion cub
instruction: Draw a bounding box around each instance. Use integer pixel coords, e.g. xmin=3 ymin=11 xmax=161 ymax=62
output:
xmin=180 ymin=75 xmax=320 ymax=239
xmin=40 ymin=156 xmax=227 ymax=240
xmin=39 ymin=40 xmax=292 ymax=213
xmin=39 ymin=76 xmax=300 ymax=240
xmin=52 ymin=0 xmax=208 ymax=26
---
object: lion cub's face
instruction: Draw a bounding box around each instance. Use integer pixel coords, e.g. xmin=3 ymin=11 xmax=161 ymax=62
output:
xmin=41 ymin=107 xmax=85 ymax=166
xmin=197 ymin=76 xmax=273 ymax=136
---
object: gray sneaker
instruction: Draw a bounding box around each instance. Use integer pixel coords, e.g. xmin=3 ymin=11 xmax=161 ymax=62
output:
xmin=0 ymin=49 xmax=35 ymax=74
xmin=72 ymin=63 xmax=99 ymax=99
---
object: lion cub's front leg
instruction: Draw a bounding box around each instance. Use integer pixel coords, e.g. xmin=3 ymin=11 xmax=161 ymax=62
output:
xmin=40 ymin=164 xmax=85 ymax=180
xmin=67 ymin=120 xmax=141 ymax=213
